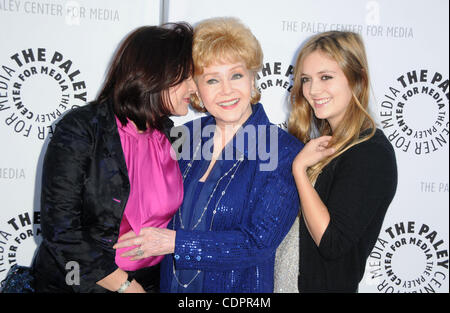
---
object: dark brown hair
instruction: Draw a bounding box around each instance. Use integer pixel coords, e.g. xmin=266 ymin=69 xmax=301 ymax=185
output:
xmin=97 ymin=23 xmax=194 ymax=131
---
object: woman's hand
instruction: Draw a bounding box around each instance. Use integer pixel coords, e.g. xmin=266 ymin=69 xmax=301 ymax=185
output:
xmin=113 ymin=227 xmax=176 ymax=260
xmin=292 ymin=136 xmax=334 ymax=246
xmin=293 ymin=136 xmax=335 ymax=172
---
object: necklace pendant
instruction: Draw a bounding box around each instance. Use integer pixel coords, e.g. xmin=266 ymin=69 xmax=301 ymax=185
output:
xmin=183 ymin=284 xmax=188 ymax=288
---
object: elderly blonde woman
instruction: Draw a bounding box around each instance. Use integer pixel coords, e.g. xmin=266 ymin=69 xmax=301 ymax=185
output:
xmin=114 ymin=17 xmax=303 ymax=293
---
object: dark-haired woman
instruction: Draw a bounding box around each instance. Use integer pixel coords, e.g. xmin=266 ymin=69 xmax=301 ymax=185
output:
xmin=32 ymin=23 xmax=197 ymax=293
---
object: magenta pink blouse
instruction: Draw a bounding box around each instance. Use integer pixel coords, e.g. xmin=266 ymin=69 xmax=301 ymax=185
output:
xmin=114 ymin=117 xmax=183 ymax=271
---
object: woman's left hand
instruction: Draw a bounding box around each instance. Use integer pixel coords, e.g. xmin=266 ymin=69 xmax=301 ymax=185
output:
xmin=113 ymin=227 xmax=176 ymax=260
xmin=293 ymin=136 xmax=335 ymax=172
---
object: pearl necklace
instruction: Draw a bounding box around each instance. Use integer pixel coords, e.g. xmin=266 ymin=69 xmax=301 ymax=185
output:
xmin=173 ymin=139 xmax=244 ymax=289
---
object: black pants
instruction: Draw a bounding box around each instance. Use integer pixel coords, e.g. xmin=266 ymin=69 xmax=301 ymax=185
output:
xmin=34 ymin=264 xmax=161 ymax=293
xmin=33 ymin=245 xmax=160 ymax=293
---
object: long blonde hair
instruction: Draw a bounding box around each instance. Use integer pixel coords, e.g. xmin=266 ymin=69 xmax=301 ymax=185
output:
xmin=288 ymin=31 xmax=376 ymax=183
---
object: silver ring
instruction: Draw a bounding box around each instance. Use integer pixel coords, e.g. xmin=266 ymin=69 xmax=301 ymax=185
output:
xmin=136 ymin=247 xmax=144 ymax=257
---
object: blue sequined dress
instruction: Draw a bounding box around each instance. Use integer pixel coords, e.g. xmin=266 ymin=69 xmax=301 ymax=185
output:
xmin=161 ymin=103 xmax=303 ymax=293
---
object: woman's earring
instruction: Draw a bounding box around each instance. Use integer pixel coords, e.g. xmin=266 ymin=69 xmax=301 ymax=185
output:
xmin=250 ymin=88 xmax=258 ymax=103
xmin=198 ymin=94 xmax=204 ymax=108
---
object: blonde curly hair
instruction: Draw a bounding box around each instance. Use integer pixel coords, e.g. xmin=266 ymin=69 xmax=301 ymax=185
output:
xmin=190 ymin=17 xmax=263 ymax=112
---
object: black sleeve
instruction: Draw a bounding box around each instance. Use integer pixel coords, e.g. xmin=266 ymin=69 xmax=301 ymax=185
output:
xmin=317 ymin=139 xmax=397 ymax=260
xmin=40 ymin=112 xmax=118 ymax=292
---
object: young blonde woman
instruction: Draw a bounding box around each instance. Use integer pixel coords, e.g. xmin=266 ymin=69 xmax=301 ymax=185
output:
xmin=289 ymin=31 xmax=398 ymax=292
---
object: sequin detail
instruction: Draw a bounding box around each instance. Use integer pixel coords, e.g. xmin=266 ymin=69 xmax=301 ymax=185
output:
xmin=161 ymin=103 xmax=304 ymax=293
xmin=1 ymin=265 xmax=34 ymax=293
xmin=274 ymin=216 xmax=299 ymax=293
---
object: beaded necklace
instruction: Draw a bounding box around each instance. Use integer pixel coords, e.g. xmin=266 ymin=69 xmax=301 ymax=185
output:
xmin=172 ymin=138 xmax=244 ymax=289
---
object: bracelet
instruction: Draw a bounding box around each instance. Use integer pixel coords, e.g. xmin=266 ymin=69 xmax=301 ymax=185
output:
xmin=117 ymin=279 xmax=132 ymax=293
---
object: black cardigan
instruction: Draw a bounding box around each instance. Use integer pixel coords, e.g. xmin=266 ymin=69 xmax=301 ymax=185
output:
xmin=32 ymin=100 xmax=174 ymax=292
xmin=298 ymin=129 xmax=398 ymax=293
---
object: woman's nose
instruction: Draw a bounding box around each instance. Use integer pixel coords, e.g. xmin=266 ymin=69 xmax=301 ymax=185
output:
xmin=221 ymin=79 xmax=233 ymax=95
xmin=187 ymin=77 xmax=197 ymax=93
xmin=309 ymin=79 xmax=322 ymax=96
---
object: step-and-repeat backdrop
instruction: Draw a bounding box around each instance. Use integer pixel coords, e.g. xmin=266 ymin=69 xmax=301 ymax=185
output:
xmin=1 ymin=0 xmax=448 ymax=293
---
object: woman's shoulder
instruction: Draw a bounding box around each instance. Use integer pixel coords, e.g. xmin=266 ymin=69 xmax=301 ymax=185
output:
xmin=174 ymin=115 xmax=212 ymax=143
xmin=355 ymin=129 xmax=395 ymax=155
xmin=58 ymin=100 xmax=115 ymax=130
xmin=253 ymin=126 xmax=303 ymax=176
xmin=323 ymin=129 xmax=398 ymax=198
xmin=50 ymin=101 xmax=112 ymax=144
xmin=267 ymin=127 xmax=304 ymax=171
xmin=340 ymin=128 xmax=397 ymax=168
xmin=183 ymin=114 xmax=212 ymax=128
xmin=57 ymin=101 xmax=100 ymax=126
xmin=277 ymin=127 xmax=304 ymax=154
